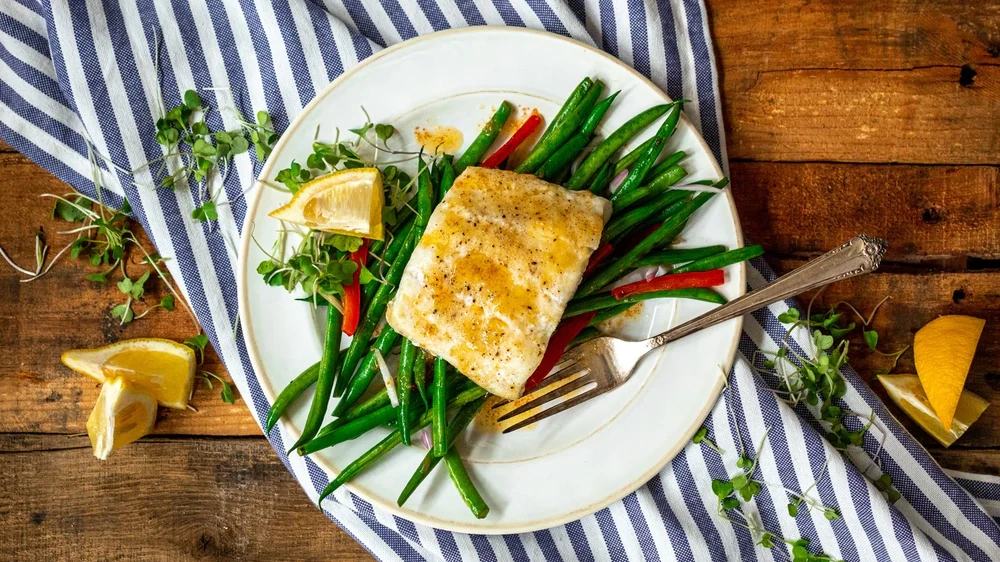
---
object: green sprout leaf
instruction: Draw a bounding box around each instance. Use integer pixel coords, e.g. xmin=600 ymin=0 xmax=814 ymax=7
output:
xmin=375 ymin=123 xmax=395 ymax=141
xmin=184 ymin=90 xmax=202 ymax=109
xmin=184 ymin=334 xmax=209 ymax=364
xmin=220 ymin=380 xmax=235 ymax=404
xmin=191 ymin=201 xmax=218 ymax=222
xmin=160 ymin=294 xmax=175 ymax=311
xmin=864 ymin=330 xmax=878 ymax=350
xmin=53 ymin=196 xmax=90 ymax=222
xmin=777 ymin=308 xmax=800 ymax=324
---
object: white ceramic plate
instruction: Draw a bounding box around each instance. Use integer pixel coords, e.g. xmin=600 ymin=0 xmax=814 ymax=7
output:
xmin=238 ymin=27 xmax=744 ymax=534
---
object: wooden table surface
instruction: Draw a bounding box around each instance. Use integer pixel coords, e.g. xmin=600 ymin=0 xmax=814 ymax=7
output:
xmin=4 ymin=2 xmax=999 ymax=559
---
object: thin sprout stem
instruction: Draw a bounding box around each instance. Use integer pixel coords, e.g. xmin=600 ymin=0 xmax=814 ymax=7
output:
xmin=39 ymin=193 xmax=100 ymax=220
xmin=20 ymin=240 xmax=74 ymax=283
xmin=119 ymin=296 xmax=132 ymax=325
xmin=125 ymin=233 xmax=200 ymax=332
xmin=0 ymin=245 xmax=38 ymax=275
xmin=57 ymin=225 xmax=101 ymax=235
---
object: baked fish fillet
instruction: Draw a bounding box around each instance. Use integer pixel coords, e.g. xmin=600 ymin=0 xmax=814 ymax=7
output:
xmin=386 ymin=167 xmax=610 ymax=400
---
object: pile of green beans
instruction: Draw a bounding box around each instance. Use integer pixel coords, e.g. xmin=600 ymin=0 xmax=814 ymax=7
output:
xmin=267 ymin=78 xmax=760 ymax=520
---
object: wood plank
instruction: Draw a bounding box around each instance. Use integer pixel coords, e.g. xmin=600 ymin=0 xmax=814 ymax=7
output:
xmin=0 ymin=434 xmax=372 ymax=562
xmin=730 ymin=161 xmax=1000 ymax=262
xmin=706 ymin=0 xmax=1000 ymax=164
xmin=0 ymin=152 xmax=258 ymax=436
xmin=934 ymin=448 xmax=1000 ymax=475
xmin=723 ymin=64 xmax=1000 ymax=164
xmin=709 ymin=0 xmax=1000 ymax=73
xmin=763 ymin=265 xmax=1000 ymax=450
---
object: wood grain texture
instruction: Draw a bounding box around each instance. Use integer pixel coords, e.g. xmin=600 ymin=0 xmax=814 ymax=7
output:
xmin=0 ymin=151 xmax=258 ymax=436
xmin=731 ymin=161 xmax=1000 ymax=262
xmin=1 ymin=434 xmax=372 ymax=562
xmin=6 ymin=2 xmax=1000 ymax=557
xmin=708 ymin=0 xmax=1000 ymax=164
xmin=766 ymin=265 xmax=1000 ymax=450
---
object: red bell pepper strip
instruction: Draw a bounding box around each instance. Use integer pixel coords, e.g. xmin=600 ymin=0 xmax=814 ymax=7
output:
xmin=342 ymin=240 xmax=369 ymax=336
xmin=481 ymin=114 xmax=542 ymax=169
xmin=524 ymin=311 xmax=597 ymax=391
xmin=611 ymin=269 xmax=724 ymax=300
xmin=584 ymin=242 xmax=615 ymax=277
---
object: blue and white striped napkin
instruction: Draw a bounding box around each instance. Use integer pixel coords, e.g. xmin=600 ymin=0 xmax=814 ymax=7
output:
xmin=3 ymin=1 xmax=999 ymax=560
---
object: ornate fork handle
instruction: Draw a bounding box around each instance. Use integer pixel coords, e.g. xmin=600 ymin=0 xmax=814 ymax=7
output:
xmin=644 ymin=235 xmax=887 ymax=350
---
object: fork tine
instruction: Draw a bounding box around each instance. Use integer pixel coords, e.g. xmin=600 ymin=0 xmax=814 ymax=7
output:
xmin=495 ymin=368 xmax=593 ymax=422
xmin=501 ymin=385 xmax=612 ymax=434
xmin=490 ymin=352 xmax=584 ymax=411
xmin=530 ymin=351 xmax=588 ymax=394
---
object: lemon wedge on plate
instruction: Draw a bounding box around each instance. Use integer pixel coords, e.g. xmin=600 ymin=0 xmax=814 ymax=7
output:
xmin=913 ymin=315 xmax=985 ymax=427
xmin=87 ymin=377 xmax=157 ymax=460
xmin=878 ymin=374 xmax=989 ymax=447
xmin=61 ymin=338 xmax=196 ymax=409
xmin=269 ymin=167 xmax=384 ymax=240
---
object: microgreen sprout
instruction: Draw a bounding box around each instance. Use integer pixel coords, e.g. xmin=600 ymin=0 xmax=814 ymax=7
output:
xmin=692 ymin=426 xmax=724 ymax=455
xmin=260 ymin=118 xmax=430 ymax=304
xmin=199 ymin=371 xmax=236 ymax=404
xmin=755 ymin=291 xmax=904 ymax=502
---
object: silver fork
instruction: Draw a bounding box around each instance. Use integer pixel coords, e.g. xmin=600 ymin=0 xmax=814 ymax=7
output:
xmin=494 ymin=235 xmax=887 ymax=433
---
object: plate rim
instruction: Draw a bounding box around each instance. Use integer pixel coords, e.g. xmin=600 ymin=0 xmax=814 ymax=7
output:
xmin=237 ymin=25 xmax=746 ymax=534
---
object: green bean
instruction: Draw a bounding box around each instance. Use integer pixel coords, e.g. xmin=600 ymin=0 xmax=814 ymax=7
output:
xmin=398 ymin=396 xmax=486 ymax=506
xmin=298 ymin=403 xmax=398 ymax=455
xmin=265 ymin=361 xmax=321 ymax=433
xmin=537 ymin=93 xmax=618 ymax=182
xmin=565 ymin=103 xmax=672 ymax=190
xmin=318 ymin=385 xmax=489 ymax=502
xmin=396 ymin=339 xmax=417 ymax=446
xmin=588 ymin=161 xmax=614 ymax=195
xmin=671 ymin=245 xmax=764 ymax=274
xmin=610 ymin=105 xmax=682 ymax=204
xmin=339 ymin=224 xmax=417 ymax=387
xmin=566 ymin=287 xmax=728 ymax=317
xmin=631 ymin=246 xmax=727 ymax=269
xmin=578 ymin=192 xmax=716 ymax=296
xmin=331 ymin=325 xmax=400 ymax=417
xmin=535 ymin=77 xmax=593 ymax=148
xmin=413 ymin=349 xmax=429 ymax=409
xmin=445 ymin=449 xmax=490 ymax=518
xmin=591 ymin=303 xmax=636 ymax=325
xmin=365 ymin=217 xmax=416 ymax=301
xmin=603 ymin=190 xmax=689 ymax=242
xmin=322 ymin=361 xmax=462 ymax=439
xmin=646 ymin=150 xmax=687 ymax=181
xmin=553 ymin=165 xmax=572 ymax=185
xmin=537 ymin=133 xmax=589 ymax=180
xmin=288 ymin=306 xmax=344 ymax=452
xmin=438 ymin=155 xmax=456 ymax=200
xmin=432 ymin=358 xmax=448 ymax=457
xmin=613 ymin=165 xmax=687 ymax=212
xmin=515 ymin=80 xmax=604 ymax=174
xmin=613 ymin=138 xmax=657 ymax=176
xmin=454 ymin=101 xmax=512 ymax=175
xmin=580 ymin=91 xmax=620 ymax=137
xmin=623 ymin=197 xmax=692 ymax=247
xmin=415 ymin=158 xmax=433 ymax=237
xmin=320 ymin=387 xmax=389 ymax=439
xmin=569 ymin=327 xmax=601 ymax=347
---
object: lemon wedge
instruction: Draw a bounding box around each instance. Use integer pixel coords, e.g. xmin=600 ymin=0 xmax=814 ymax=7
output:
xmin=913 ymin=315 xmax=985 ymax=427
xmin=269 ymin=168 xmax=384 ymax=240
xmin=878 ymin=374 xmax=989 ymax=447
xmin=61 ymin=338 xmax=196 ymax=409
xmin=86 ymin=377 xmax=157 ymax=460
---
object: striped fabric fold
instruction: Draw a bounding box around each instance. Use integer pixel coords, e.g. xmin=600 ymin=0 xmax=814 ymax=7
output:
xmin=2 ymin=1 xmax=998 ymax=560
